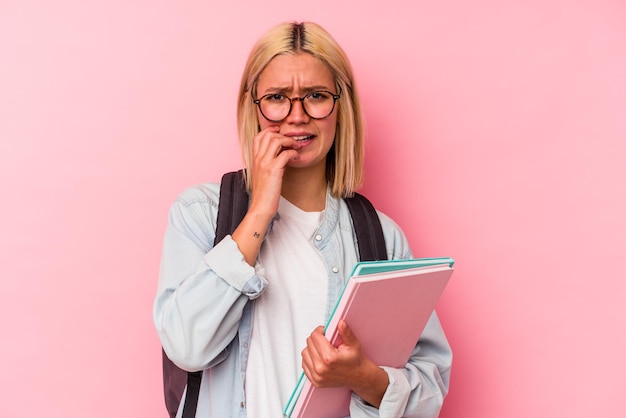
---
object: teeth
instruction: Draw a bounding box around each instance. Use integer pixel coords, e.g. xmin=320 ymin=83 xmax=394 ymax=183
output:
xmin=293 ymin=135 xmax=312 ymax=141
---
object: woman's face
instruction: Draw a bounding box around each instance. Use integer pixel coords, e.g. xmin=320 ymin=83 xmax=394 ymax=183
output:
xmin=255 ymin=52 xmax=338 ymax=171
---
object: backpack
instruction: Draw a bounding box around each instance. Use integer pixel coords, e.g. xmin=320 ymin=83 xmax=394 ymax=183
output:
xmin=161 ymin=170 xmax=387 ymax=418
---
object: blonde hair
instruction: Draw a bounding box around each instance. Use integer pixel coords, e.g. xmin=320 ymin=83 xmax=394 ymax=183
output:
xmin=237 ymin=21 xmax=364 ymax=198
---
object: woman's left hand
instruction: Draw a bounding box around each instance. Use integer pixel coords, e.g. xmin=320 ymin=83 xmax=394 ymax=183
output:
xmin=301 ymin=320 xmax=389 ymax=408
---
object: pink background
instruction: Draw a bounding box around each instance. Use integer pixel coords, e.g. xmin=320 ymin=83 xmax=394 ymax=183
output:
xmin=1 ymin=1 xmax=625 ymax=417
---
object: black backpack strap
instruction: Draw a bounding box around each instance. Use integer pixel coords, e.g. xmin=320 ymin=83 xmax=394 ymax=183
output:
xmin=179 ymin=170 xmax=249 ymax=418
xmin=162 ymin=349 xmax=190 ymax=418
xmin=180 ymin=372 xmax=202 ymax=418
xmin=344 ymin=193 xmax=387 ymax=261
xmin=214 ymin=170 xmax=249 ymax=245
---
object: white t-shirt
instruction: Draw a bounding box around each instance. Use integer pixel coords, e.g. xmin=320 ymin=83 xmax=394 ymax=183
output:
xmin=245 ymin=196 xmax=328 ymax=417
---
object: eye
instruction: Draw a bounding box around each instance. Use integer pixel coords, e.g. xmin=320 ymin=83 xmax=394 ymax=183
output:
xmin=307 ymin=91 xmax=331 ymax=101
xmin=264 ymin=93 xmax=287 ymax=102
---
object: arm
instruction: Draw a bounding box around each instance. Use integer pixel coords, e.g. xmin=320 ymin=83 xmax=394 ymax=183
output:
xmin=232 ymin=125 xmax=302 ymax=265
xmin=302 ymin=211 xmax=452 ymax=417
xmin=153 ymin=185 xmax=266 ymax=371
xmin=154 ymin=127 xmax=302 ymax=371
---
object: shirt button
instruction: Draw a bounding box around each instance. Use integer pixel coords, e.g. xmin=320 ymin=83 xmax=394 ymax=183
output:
xmin=332 ymin=266 xmax=339 ymax=273
xmin=240 ymin=401 xmax=245 ymax=409
xmin=315 ymin=234 xmax=322 ymax=241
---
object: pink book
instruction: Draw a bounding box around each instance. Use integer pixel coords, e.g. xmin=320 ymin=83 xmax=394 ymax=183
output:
xmin=284 ymin=257 xmax=454 ymax=417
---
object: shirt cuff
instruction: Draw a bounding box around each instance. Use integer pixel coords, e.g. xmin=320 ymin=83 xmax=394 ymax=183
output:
xmin=203 ymin=235 xmax=267 ymax=298
xmin=377 ymin=366 xmax=411 ymax=418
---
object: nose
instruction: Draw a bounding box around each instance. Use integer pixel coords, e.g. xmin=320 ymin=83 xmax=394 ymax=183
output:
xmin=285 ymin=97 xmax=309 ymax=124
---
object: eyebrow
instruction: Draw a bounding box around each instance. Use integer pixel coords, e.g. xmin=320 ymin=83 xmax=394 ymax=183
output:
xmin=259 ymin=85 xmax=334 ymax=95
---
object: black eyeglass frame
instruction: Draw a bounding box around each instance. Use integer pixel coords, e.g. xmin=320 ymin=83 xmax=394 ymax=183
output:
xmin=252 ymin=84 xmax=342 ymax=123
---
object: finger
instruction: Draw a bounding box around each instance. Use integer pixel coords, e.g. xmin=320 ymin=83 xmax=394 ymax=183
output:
xmin=307 ymin=326 xmax=328 ymax=350
xmin=254 ymin=137 xmax=301 ymax=169
xmin=254 ymin=127 xmax=299 ymax=150
xmin=252 ymin=126 xmax=282 ymax=158
xmin=301 ymin=345 xmax=311 ymax=369
xmin=305 ymin=328 xmax=323 ymax=360
xmin=303 ymin=341 xmax=329 ymax=385
xmin=252 ymin=125 xmax=277 ymax=149
xmin=301 ymin=354 xmax=321 ymax=386
xmin=273 ymin=135 xmax=302 ymax=154
xmin=337 ymin=320 xmax=357 ymax=347
xmin=302 ymin=341 xmax=323 ymax=382
xmin=274 ymin=148 xmax=300 ymax=165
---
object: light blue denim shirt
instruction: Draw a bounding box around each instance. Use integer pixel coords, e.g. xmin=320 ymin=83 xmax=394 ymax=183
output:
xmin=154 ymin=183 xmax=452 ymax=418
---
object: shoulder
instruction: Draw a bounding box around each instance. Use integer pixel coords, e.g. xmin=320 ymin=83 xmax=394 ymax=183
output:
xmin=166 ymin=182 xmax=222 ymax=251
xmin=174 ymin=182 xmax=221 ymax=208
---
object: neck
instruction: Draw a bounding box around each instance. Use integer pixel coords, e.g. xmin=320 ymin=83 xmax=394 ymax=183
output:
xmin=281 ymin=164 xmax=328 ymax=212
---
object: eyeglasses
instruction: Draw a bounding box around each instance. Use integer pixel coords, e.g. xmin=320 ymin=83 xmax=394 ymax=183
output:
xmin=253 ymin=85 xmax=342 ymax=122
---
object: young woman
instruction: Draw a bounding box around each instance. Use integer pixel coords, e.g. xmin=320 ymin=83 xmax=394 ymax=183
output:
xmin=154 ymin=21 xmax=452 ymax=418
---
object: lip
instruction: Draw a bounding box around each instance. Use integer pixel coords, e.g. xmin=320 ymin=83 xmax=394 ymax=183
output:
xmin=284 ymin=132 xmax=316 ymax=142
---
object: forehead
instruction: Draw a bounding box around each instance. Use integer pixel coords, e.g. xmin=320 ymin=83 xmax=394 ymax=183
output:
xmin=256 ymin=52 xmax=335 ymax=92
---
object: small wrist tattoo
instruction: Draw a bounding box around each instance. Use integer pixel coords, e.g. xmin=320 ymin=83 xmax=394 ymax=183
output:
xmin=253 ymin=232 xmax=261 ymax=238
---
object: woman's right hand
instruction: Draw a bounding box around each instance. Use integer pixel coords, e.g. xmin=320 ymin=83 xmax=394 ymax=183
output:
xmin=231 ymin=126 xmax=301 ymax=265
xmin=247 ymin=126 xmax=301 ymax=220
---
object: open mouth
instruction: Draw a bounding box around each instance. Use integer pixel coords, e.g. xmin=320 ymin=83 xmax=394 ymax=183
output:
xmin=292 ymin=135 xmax=315 ymax=142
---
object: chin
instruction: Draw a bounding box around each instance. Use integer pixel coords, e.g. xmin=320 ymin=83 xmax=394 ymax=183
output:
xmin=286 ymin=156 xmax=326 ymax=170
xmin=286 ymin=160 xmax=311 ymax=168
